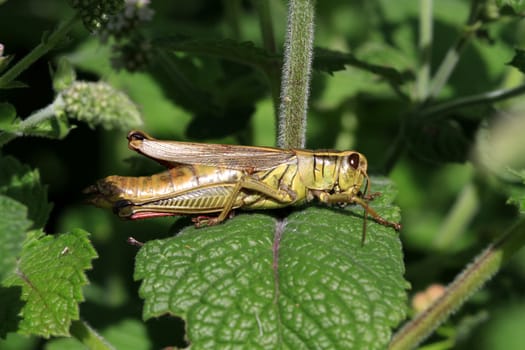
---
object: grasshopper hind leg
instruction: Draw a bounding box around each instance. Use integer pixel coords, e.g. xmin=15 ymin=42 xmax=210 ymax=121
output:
xmin=191 ymin=175 xmax=298 ymax=228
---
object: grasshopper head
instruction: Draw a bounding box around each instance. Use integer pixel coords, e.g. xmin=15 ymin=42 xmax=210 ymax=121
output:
xmin=337 ymin=152 xmax=369 ymax=195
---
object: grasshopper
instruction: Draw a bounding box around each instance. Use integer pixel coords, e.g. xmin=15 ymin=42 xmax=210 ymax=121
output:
xmin=85 ymin=131 xmax=401 ymax=238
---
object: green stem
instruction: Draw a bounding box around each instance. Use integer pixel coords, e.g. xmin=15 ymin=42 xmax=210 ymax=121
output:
xmin=70 ymin=320 xmax=115 ymax=350
xmin=0 ymin=14 xmax=78 ymax=89
xmin=425 ymin=2 xmax=482 ymax=101
xmin=426 ymin=36 xmax=468 ymax=100
xmin=19 ymin=101 xmax=61 ymax=131
xmin=420 ymin=83 xmax=525 ymax=121
xmin=277 ymin=0 xmax=316 ymax=148
xmin=389 ymin=218 xmax=525 ymax=350
xmin=253 ymin=0 xmax=281 ymax=122
xmin=416 ymin=0 xmax=433 ymax=101
xmin=0 ymin=101 xmax=59 ymax=146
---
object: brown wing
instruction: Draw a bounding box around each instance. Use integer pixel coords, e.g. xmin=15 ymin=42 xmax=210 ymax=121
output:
xmin=127 ymin=130 xmax=297 ymax=170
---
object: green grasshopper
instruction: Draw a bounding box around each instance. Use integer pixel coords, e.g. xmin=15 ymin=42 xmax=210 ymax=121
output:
xmin=85 ymin=131 xmax=401 ymax=238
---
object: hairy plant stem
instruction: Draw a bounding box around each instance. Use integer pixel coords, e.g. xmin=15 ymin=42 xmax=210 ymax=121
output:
xmin=389 ymin=218 xmax=525 ymax=350
xmin=277 ymin=0 xmax=316 ymax=148
xmin=0 ymin=14 xmax=78 ymax=89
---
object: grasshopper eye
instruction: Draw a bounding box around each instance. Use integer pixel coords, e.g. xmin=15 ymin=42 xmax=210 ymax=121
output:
xmin=127 ymin=131 xmax=146 ymax=142
xmin=348 ymin=153 xmax=360 ymax=169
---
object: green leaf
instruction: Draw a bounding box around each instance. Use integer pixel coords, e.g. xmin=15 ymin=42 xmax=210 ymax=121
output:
xmin=154 ymin=36 xmax=278 ymax=70
xmin=0 ymin=155 xmax=52 ymax=229
xmin=2 ymin=229 xmax=98 ymax=338
xmin=149 ymin=48 xmax=267 ymax=139
xmin=0 ymin=195 xmax=32 ymax=282
xmin=0 ymin=176 xmax=36 ymax=338
xmin=0 ymin=102 xmax=17 ymax=130
xmin=135 ymin=178 xmax=407 ymax=349
xmin=51 ymin=57 xmax=76 ymax=93
xmin=313 ymin=47 xmax=413 ymax=86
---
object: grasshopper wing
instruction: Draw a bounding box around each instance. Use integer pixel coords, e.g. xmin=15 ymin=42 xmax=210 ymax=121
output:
xmin=127 ymin=130 xmax=297 ymax=171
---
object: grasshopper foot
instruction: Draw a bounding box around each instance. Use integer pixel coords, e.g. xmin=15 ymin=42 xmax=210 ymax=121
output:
xmin=374 ymin=216 xmax=402 ymax=231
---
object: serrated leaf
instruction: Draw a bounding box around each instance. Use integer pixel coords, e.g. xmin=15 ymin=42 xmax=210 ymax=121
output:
xmin=313 ymin=47 xmax=413 ymax=85
xmin=154 ymin=36 xmax=278 ymax=70
xmin=149 ymin=47 xmax=267 ymax=139
xmin=155 ymin=36 xmax=413 ymax=89
xmin=135 ymin=178 xmax=407 ymax=349
xmin=0 ymin=195 xmax=31 ymax=337
xmin=2 ymin=229 xmax=97 ymax=338
xmin=0 ymin=195 xmax=32 ymax=282
xmin=0 ymin=155 xmax=52 ymax=229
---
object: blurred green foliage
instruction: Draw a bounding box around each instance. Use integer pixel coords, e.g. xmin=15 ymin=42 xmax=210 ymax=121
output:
xmin=1 ymin=0 xmax=525 ymax=349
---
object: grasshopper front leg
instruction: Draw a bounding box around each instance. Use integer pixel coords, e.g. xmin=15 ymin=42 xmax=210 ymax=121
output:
xmin=313 ymin=191 xmax=401 ymax=231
